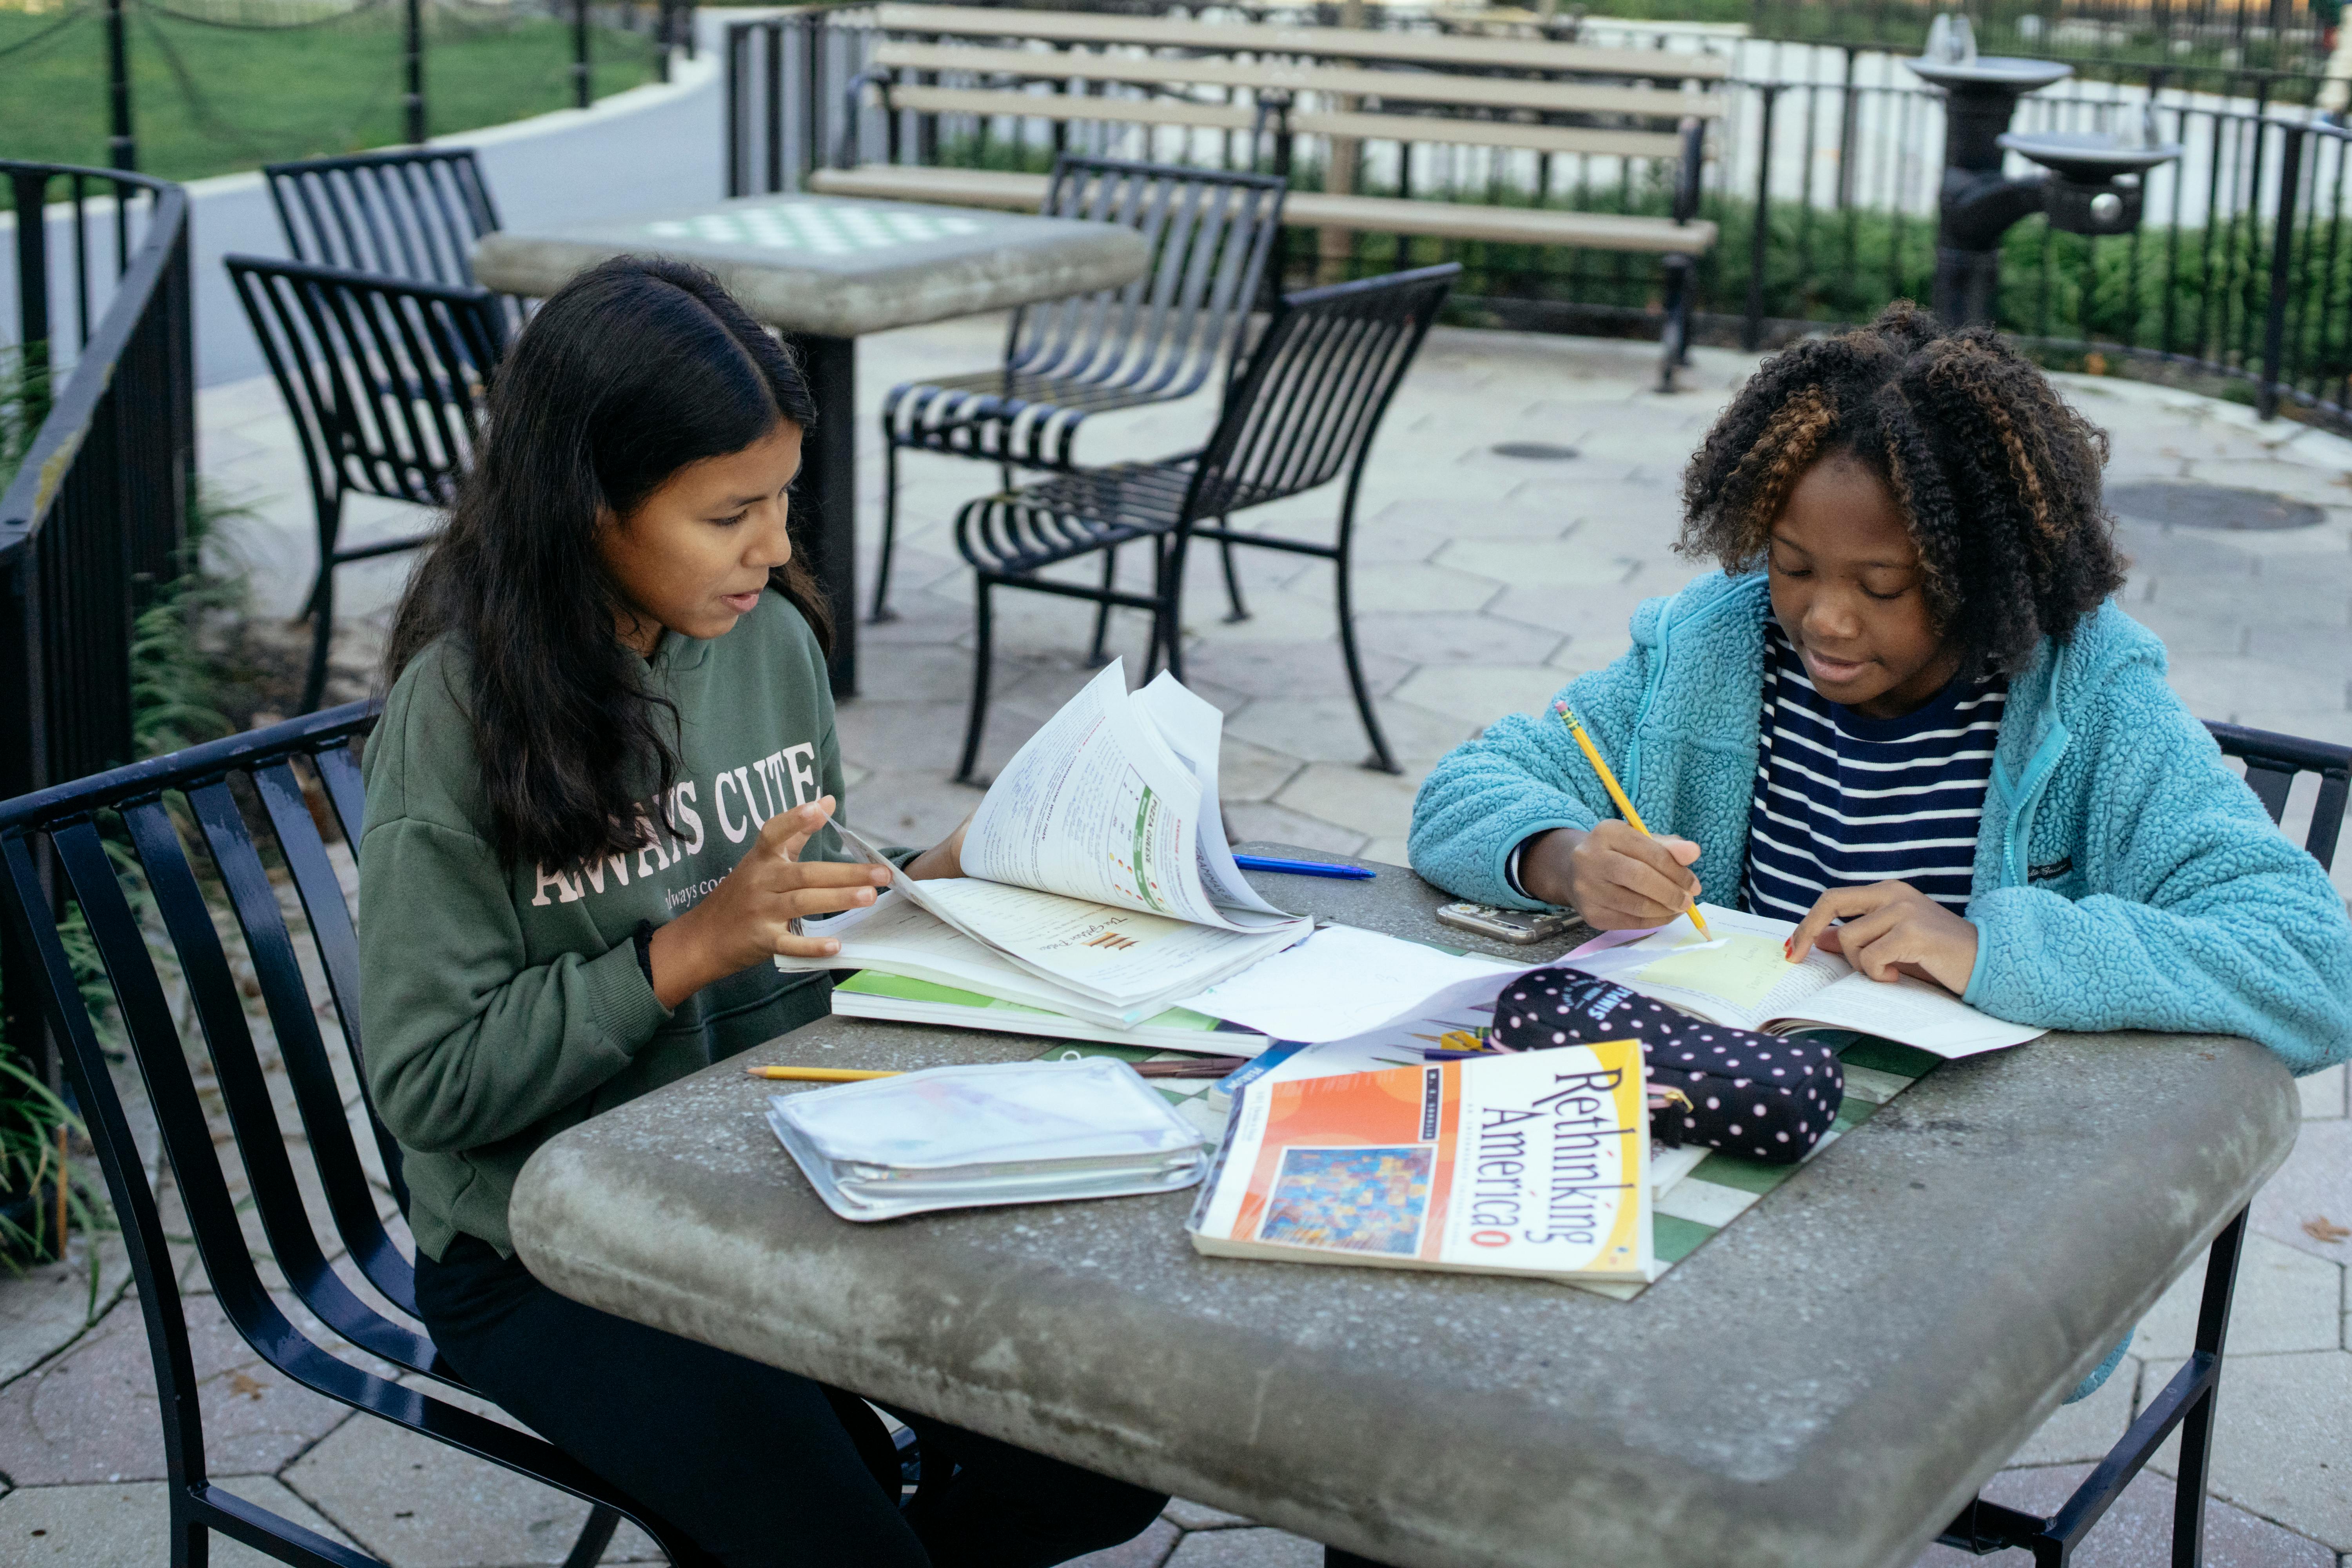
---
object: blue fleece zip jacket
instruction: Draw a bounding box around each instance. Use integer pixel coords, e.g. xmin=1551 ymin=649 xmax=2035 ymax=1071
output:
xmin=1409 ymin=570 xmax=2352 ymax=1077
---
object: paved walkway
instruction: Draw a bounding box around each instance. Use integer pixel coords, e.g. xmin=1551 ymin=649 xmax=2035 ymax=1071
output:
xmin=2 ymin=319 xmax=2348 ymax=1566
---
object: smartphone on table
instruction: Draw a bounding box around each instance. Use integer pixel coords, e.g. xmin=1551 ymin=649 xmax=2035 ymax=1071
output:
xmin=1435 ymin=902 xmax=1580 ymax=946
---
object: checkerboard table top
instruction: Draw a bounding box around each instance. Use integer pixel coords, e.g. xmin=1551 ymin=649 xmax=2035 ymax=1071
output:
xmin=473 ymin=193 xmax=1151 ymax=339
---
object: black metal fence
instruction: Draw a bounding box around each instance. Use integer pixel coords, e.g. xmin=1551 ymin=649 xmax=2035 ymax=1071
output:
xmin=0 ymin=161 xmax=194 ymax=1083
xmin=1751 ymin=0 xmax=2334 ymax=77
xmin=728 ymin=6 xmax=2352 ymax=432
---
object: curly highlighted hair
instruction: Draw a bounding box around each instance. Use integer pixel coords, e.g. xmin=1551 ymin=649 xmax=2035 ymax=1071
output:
xmin=1677 ymin=302 xmax=2126 ymax=674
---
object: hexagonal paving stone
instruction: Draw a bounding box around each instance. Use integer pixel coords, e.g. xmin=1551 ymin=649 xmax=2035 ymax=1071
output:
xmin=2134 ymin=1233 xmax=2345 ymax=1359
xmin=281 ymin=1380 xmax=660 ymax=1566
xmin=1273 ymin=764 xmax=1427 ymax=846
xmin=2140 ymin=1348 xmax=2352 ymax=1550
xmin=0 ymin=1289 xmax=363 ymax=1487
xmin=2006 ymin=1355 xmax=2141 ymax=1466
xmin=1390 ymin=664 xmax=1567 ymax=725
xmin=2250 ymin=1120 xmax=2352 ymax=1265
xmin=1909 ymin=1461 xmax=2334 ymax=1566
xmin=1161 ymin=1525 xmax=1325 ymax=1566
xmin=0 ymin=1476 xmax=357 ymax=1567
xmin=1064 ymin=1516 xmax=1183 ymax=1568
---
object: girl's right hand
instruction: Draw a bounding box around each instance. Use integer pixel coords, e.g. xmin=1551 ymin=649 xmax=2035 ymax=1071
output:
xmin=1521 ymin=820 xmax=1702 ymax=931
xmin=645 ymin=795 xmax=890 ymax=1007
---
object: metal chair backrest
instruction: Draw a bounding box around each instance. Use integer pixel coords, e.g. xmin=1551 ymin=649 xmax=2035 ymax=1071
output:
xmin=266 ymin=148 xmax=501 ymax=293
xmin=1186 ymin=262 xmax=1459 ymax=522
xmin=227 ymin=254 xmax=504 ymax=514
xmin=0 ymin=704 xmax=678 ymax=1560
xmin=2207 ymin=719 xmax=2352 ymax=871
xmin=1006 ymin=156 xmax=1285 ymax=404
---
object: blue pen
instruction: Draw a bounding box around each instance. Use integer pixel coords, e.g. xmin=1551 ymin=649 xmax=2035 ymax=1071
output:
xmin=1233 ymin=854 xmax=1376 ymax=880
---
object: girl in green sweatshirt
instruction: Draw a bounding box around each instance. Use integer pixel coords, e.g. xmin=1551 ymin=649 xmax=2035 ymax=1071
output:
xmin=358 ymin=256 xmax=1165 ymax=1567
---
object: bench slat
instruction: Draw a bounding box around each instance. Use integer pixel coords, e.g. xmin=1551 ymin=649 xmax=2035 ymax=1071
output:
xmin=877 ymin=82 xmax=1687 ymax=160
xmin=869 ymin=41 xmax=1726 ymax=119
xmin=873 ymin=3 xmax=1733 ymax=80
xmin=1292 ymin=109 xmax=1683 ymax=160
xmin=808 ymin=165 xmax=1719 ymax=254
xmin=884 ymin=83 xmax=1256 ymax=131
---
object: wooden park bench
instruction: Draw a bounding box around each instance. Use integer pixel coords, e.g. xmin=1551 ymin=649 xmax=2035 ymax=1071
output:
xmin=811 ymin=2 xmax=1728 ymax=389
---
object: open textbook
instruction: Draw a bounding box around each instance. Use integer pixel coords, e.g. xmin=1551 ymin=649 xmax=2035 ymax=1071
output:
xmin=779 ymin=662 xmax=1312 ymax=1029
xmin=1566 ymin=904 xmax=2044 ymax=1058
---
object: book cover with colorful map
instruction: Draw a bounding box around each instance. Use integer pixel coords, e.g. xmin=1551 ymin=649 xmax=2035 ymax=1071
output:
xmin=1186 ymin=1042 xmax=1654 ymax=1283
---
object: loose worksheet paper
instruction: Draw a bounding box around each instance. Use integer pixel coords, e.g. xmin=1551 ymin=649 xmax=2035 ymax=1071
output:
xmin=959 ymin=661 xmax=1298 ymax=933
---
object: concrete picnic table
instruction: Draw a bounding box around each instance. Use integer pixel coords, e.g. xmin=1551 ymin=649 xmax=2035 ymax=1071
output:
xmin=470 ymin=192 xmax=1151 ymax=697
xmin=507 ymin=847 xmax=2298 ymax=1568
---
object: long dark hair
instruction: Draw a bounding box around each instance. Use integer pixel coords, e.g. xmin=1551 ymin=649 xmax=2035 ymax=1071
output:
xmin=385 ymin=255 xmax=828 ymax=871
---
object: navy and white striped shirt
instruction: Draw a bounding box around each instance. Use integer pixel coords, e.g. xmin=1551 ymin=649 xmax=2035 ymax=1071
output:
xmin=1742 ymin=616 xmax=2007 ymax=923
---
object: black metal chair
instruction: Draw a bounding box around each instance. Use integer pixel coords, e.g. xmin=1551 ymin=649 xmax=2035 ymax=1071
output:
xmin=1937 ymin=719 xmax=2351 ymax=1567
xmin=227 ymin=255 xmax=506 ymax=715
xmin=952 ymin=263 xmax=1460 ymax=784
xmin=263 ymin=148 xmax=526 ymax=335
xmin=0 ymin=705 xmax=685 ymax=1568
xmin=871 ymin=155 xmax=1287 ymax=623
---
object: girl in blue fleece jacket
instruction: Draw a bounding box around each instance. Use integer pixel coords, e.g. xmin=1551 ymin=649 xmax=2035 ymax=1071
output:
xmin=1410 ymin=304 xmax=2352 ymax=1078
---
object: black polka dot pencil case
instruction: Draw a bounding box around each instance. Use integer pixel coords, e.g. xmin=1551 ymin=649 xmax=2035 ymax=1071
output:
xmin=1487 ymin=967 xmax=1845 ymax=1165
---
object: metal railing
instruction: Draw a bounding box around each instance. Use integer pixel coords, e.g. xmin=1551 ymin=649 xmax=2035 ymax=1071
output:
xmin=0 ymin=161 xmax=195 ymax=1083
xmin=730 ymin=8 xmax=2352 ymax=433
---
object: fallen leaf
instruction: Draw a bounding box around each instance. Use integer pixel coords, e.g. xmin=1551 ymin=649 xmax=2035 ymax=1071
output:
xmin=2301 ymin=1215 xmax=2350 ymax=1244
xmin=227 ymin=1371 xmax=267 ymax=1400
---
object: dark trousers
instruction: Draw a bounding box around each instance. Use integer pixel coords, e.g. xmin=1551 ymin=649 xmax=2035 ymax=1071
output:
xmin=415 ymin=1234 xmax=1168 ymax=1568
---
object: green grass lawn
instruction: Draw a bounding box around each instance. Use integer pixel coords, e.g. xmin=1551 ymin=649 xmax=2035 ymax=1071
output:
xmin=0 ymin=2 xmax=659 ymax=196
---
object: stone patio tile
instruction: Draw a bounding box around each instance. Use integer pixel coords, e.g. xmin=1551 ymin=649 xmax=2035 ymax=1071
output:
xmin=2108 ymin=521 xmax=2264 ymax=578
xmin=1390 ymin=664 xmax=1568 ymax=724
xmin=1163 ymin=1498 xmax=1253 ymax=1530
xmin=0 ymin=1475 xmax=358 ymax=1567
xmin=2138 ymin=569 xmax=2352 ymax=632
xmin=1340 ymin=613 xmax=1563 ymax=670
xmin=1486 ymin=566 xmax=1705 ymax=641
xmin=2139 ymin=1349 xmax=2352 ymax=1550
xmin=1221 ymin=804 xmax=1368 ymax=858
xmin=1226 ymin=697 xmax=1477 ymax=769
xmin=840 ymin=772 xmax=984 ymax=852
xmin=1216 ymin=738 xmax=1306 ymax=804
xmin=2133 ymin=1234 xmax=2345 ymax=1359
xmin=0 ymin=1239 xmax=131 ymax=1391
xmin=1361 ymin=501 xmax=1570 ymax=544
xmin=2249 ymin=1119 xmax=2352 ymax=1264
xmin=1181 ymin=639 xmax=1414 ymax=701
xmin=850 ymin=643 xmax=987 ymax=704
xmin=2113 ymin=602 xmax=2249 ymax=659
xmin=1333 ymin=563 xmax=1499 ymax=615
xmin=281 ymin=1379 xmax=660 ymax=1566
xmin=1434 ymin=537 xmax=1639 ymax=589
xmin=2181 ymin=458 xmax=2352 ymax=510
xmin=2006 ymin=1354 xmax=2140 ymax=1466
xmin=0 ymin=1289 xmax=363 ymax=1486
xmin=1908 ymin=1460 xmax=2336 ymax=1567
xmin=836 ymin=699 xmax=1045 ymax=782
xmin=1066 ymin=1515 xmax=1182 ymax=1567
xmin=1161 ymin=1525 xmax=1325 ymax=1566
xmin=2300 ymin=1064 xmax=2348 ymax=1120
xmin=1273 ymin=765 xmax=1425 ymax=847
xmin=2165 ymin=657 xmax=2349 ymax=724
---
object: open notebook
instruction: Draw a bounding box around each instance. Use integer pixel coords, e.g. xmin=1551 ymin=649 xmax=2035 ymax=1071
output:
xmin=781 ymin=661 xmax=1312 ymax=1029
xmin=1564 ymin=904 xmax=2044 ymax=1058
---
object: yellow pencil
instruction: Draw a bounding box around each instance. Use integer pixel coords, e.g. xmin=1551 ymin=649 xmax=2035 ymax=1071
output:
xmin=746 ymin=1065 xmax=900 ymax=1083
xmin=1553 ymin=701 xmax=1711 ymax=940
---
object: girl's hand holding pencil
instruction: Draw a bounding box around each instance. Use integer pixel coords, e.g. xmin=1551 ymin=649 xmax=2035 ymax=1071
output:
xmin=1516 ymin=703 xmax=1710 ymax=935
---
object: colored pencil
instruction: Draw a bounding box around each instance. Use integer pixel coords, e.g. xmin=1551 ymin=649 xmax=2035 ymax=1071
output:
xmin=1554 ymin=701 xmax=1711 ymax=940
xmin=746 ymin=1057 xmax=1250 ymax=1083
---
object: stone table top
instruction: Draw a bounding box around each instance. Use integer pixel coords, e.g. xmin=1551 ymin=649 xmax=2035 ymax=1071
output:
xmin=470 ymin=192 xmax=1151 ymax=339
xmin=508 ymin=847 xmax=2298 ymax=1568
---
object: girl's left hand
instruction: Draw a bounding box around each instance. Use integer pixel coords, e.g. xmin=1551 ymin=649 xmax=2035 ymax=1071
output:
xmin=901 ymin=812 xmax=972 ymax=881
xmin=1787 ymin=881 xmax=1980 ymax=995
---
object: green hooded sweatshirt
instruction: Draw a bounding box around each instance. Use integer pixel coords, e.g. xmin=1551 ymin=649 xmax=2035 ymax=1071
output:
xmin=358 ymin=590 xmax=846 ymax=1260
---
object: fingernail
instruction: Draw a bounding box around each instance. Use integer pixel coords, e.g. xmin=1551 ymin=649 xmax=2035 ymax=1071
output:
xmin=823 ymin=940 xmax=840 ymax=956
